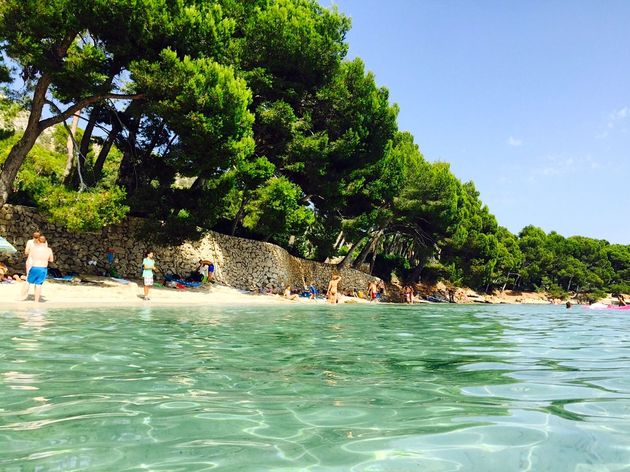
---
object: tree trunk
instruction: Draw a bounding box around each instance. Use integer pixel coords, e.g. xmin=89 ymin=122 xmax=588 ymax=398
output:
xmin=408 ymin=262 xmax=423 ymax=284
xmin=116 ymin=114 xmax=141 ymax=196
xmin=64 ymin=104 xmax=101 ymax=187
xmin=92 ymin=121 xmax=121 ymax=182
xmin=79 ymin=106 xmax=100 ymax=161
xmin=0 ymin=32 xmax=84 ymax=203
xmin=352 ymin=231 xmax=383 ymax=269
xmin=369 ymin=247 xmax=377 ymax=274
xmin=512 ymin=274 xmax=520 ymax=290
xmin=0 ymin=74 xmax=51 ymax=205
xmin=336 ymin=241 xmax=357 ymax=269
xmin=333 ymin=231 xmax=344 ymax=251
xmin=63 ymin=112 xmax=81 ymax=181
xmin=143 ymin=120 xmax=166 ymax=160
xmin=231 ymin=196 xmax=246 ymax=236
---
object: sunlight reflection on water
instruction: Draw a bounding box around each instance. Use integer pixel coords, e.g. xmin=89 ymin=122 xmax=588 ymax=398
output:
xmin=1 ymin=303 xmax=630 ymax=471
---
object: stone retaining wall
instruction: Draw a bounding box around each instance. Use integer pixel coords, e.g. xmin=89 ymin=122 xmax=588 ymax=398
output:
xmin=0 ymin=204 xmax=378 ymax=295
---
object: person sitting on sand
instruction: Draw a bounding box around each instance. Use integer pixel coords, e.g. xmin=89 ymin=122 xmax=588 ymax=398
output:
xmin=21 ymin=235 xmax=53 ymax=303
xmin=196 ymin=260 xmax=209 ymax=282
xmin=0 ymin=264 xmax=21 ymax=283
xmin=617 ymin=294 xmax=627 ymax=307
xmin=186 ymin=261 xmax=204 ymax=283
xmin=301 ymin=277 xmax=317 ymax=299
xmin=283 ymin=285 xmax=298 ymax=301
xmin=327 ymin=274 xmax=342 ymax=304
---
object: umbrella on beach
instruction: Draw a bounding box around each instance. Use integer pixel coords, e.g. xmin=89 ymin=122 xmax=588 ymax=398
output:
xmin=0 ymin=236 xmax=17 ymax=254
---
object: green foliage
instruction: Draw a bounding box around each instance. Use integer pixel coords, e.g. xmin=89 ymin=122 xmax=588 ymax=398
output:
xmin=236 ymin=0 xmax=350 ymax=104
xmin=419 ymin=263 xmax=451 ymax=285
xmin=0 ymin=59 xmax=10 ymax=83
xmin=0 ymin=125 xmax=129 ymax=231
xmin=39 ymin=184 xmax=129 ymax=232
xmin=307 ymin=58 xmax=399 ymax=213
xmin=243 ymin=176 xmax=314 ymax=243
xmin=1 ymin=131 xmax=67 ymax=197
xmin=539 ymin=278 xmax=569 ymax=300
xmin=241 ymin=158 xmax=277 ymax=195
xmin=131 ymin=48 xmax=255 ymax=176
xmin=372 ymin=253 xmax=410 ymax=282
xmin=0 ymin=98 xmax=21 ymax=140
xmin=395 ymin=159 xmax=460 ymax=244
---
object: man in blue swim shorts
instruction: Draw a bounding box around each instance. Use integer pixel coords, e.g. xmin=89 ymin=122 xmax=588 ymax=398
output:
xmin=22 ymin=235 xmax=54 ymax=303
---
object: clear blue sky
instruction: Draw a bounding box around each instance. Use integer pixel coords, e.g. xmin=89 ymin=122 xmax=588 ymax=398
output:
xmin=326 ymin=0 xmax=630 ymax=244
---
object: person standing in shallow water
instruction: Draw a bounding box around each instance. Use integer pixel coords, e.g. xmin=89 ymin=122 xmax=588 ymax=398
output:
xmin=327 ymin=274 xmax=342 ymax=304
xmin=142 ymin=252 xmax=156 ymax=301
xmin=24 ymin=231 xmax=41 ymax=275
xmin=22 ymin=235 xmax=53 ymax=303
xmin=367 ymin=280 xmax=378 ymax=302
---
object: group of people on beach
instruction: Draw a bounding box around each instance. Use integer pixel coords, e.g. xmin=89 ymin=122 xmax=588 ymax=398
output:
xmin=4 ymin=242 xmax=214 ymax=303
xmin=5 ymin=231 xmax=388 ymax=305
xmin=277 ymin=275 xmax=385 ymax=304
xmin=278 ymin=274 xmax=344 ymax=304
xmin=142 ymin=254 xmax=216 ymax=301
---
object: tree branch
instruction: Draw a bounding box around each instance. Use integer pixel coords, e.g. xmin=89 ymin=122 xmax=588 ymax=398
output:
xmin=39 ymin=93 xmax=144 ymax=131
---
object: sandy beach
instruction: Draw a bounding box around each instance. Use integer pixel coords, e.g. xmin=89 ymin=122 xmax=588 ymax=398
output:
xmin=0 ymin=277 xmax=333 ymax=309
xmin=0 ymin=275 xmax=601 ymax=310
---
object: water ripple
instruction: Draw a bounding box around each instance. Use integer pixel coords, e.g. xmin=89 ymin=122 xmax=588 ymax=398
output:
xmin=2 ymin=304 xmax=630 ymax=470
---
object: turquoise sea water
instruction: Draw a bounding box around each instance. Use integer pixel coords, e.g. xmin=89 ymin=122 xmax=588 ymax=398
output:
xmin=1 ymin=303 xmax=630 ymax=471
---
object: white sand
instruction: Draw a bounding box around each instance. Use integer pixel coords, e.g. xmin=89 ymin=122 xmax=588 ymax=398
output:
xmin=0 ymin=276 xmax=368 ymax=309
xmin=2 ymin=276 xmax=572 ymax=309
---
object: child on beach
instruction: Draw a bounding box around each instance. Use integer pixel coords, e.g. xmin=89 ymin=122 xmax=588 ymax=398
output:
xmin=142 ymin=252 xmax=156 ymax=301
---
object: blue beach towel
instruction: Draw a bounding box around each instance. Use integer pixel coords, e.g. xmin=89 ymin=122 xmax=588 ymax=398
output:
xmin=49 ymin=275 xmax=74 ymax=281
xmin=111 ymin=277 xmax=130 ymax=285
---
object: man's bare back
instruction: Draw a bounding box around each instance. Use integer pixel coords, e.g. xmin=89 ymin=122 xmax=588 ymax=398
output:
xmin=29 ymin=241 xmax=53 ymax=267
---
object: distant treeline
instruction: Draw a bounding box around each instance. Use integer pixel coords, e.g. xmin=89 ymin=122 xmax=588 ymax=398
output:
xmin=0 ymin=0 xmax=628 ymax=298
